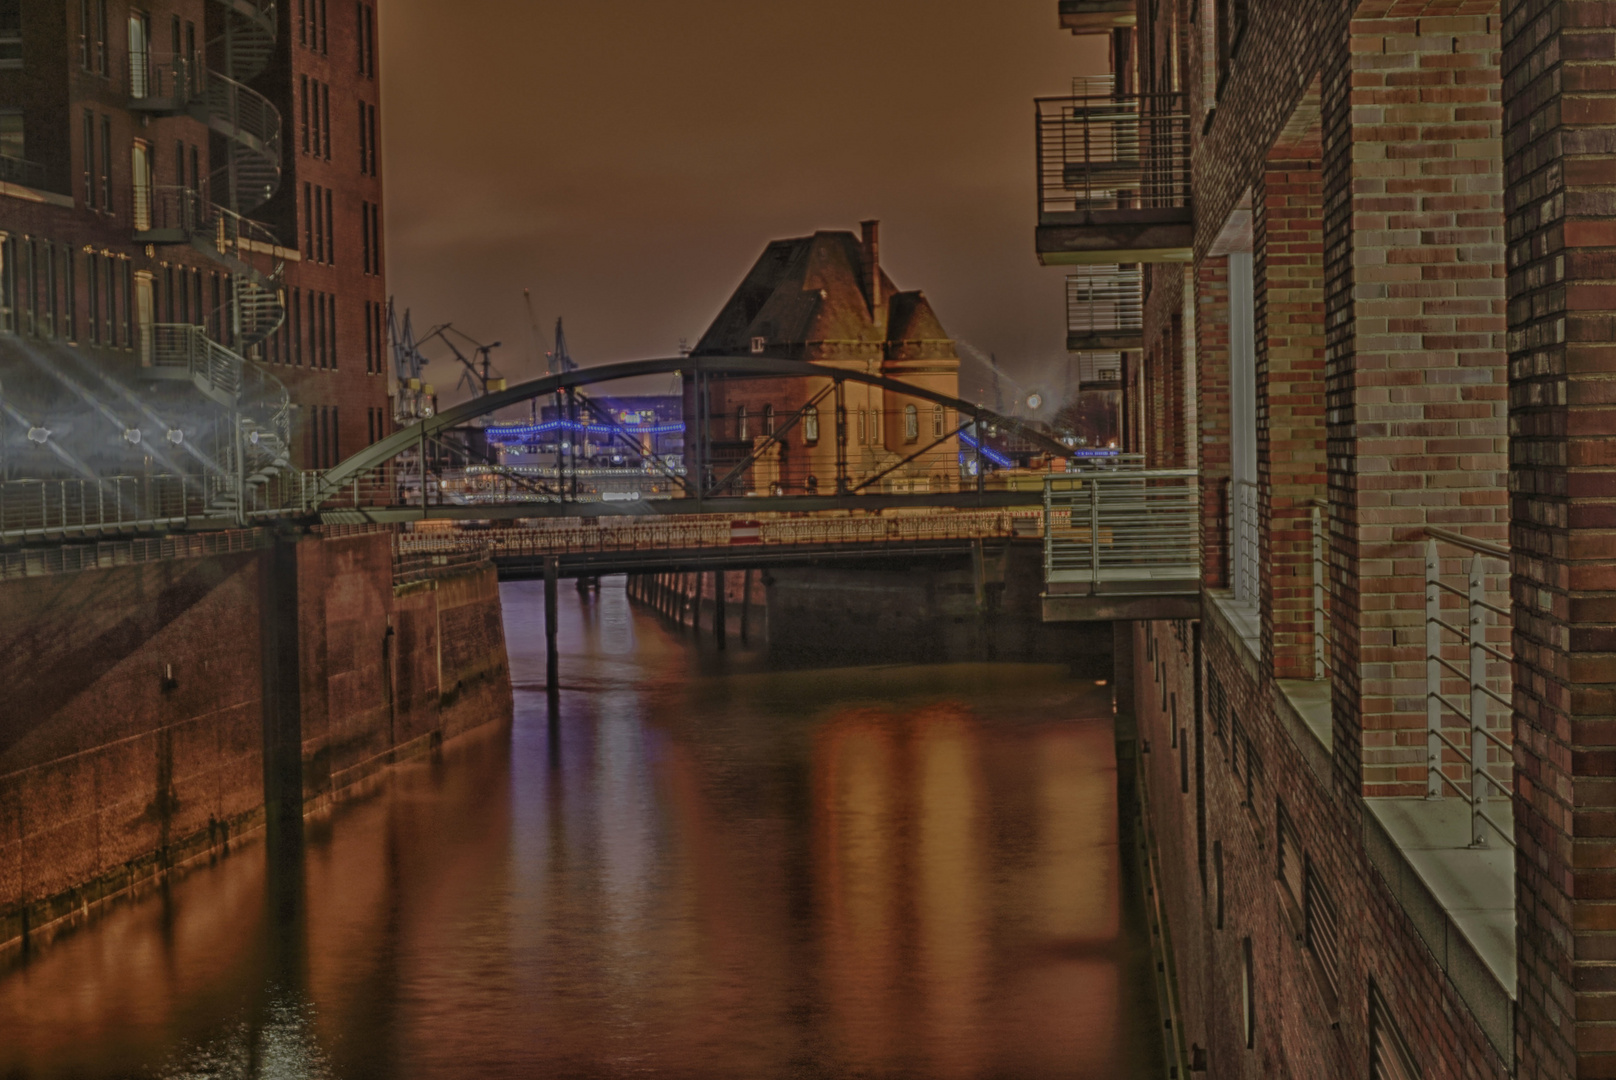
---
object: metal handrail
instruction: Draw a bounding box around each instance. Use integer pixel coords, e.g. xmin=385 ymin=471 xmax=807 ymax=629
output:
xmin=1067 ymin=265 xmax=1143 ymax=343
xmin=1036 ymin=91 xmax=1191 ymax=219
xmin=1424 ymin=534 xmax=1513 ymax=848
xmin=1312 ymin=504 xmax=1327 ymax=681
xmin=1042 ymin=470 xmax=1199 ymax=592
xmin=0 ymin=152 xmax=47 ymax=190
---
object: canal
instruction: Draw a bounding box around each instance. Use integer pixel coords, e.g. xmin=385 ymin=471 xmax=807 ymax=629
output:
xmin=0 ymin=580 xmax=1163 ymax=1079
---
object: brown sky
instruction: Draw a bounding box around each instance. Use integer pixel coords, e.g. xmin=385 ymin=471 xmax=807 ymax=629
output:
xmin=380 ymin=0 xmax=1106 ymax=404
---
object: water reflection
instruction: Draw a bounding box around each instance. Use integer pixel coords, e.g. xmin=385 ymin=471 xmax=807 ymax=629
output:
xmin=0 ymin=579 xmax=1158 ymax=1079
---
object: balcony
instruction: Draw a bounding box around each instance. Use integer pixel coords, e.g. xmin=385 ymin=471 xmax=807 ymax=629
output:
xmin=1067 ymin=264 xmax=1142 ymax=351
xmin=1040 ymin=469 xmax=1201 ymax=620
xmin=1059 ymin=0 xmax=1136 ymax=33
xmin=126 ymin=50 xmax=206 ymax=115
xmin=0 ymin=152 xmax=47 ymax=191
xmin=1036 ymin=91 xmax=1193 ymax=265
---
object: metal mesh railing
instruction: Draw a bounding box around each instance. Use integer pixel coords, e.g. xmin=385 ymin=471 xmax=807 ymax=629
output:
xmin=1232 ymin=479 xmax=1259 ymax=606
xmin=1424 ymin=530 xmax=1513 ymax=847
xmin=1042 ymin=470 xmax=1199 ymax=592
xmin=1036 ymin=92 xmax=1191 ymax=218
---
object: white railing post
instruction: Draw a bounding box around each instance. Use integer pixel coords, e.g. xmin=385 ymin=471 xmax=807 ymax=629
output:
xmin=1312 ymin=505 xmax=1326 ymax=681
xmin=1426 ymin=539 xmax=1443 ymax=800
xmin=1043 ymin=478 xmax=1054 ymax=584
xmin=1468 ymin=553 xmax=1487 ymax=847
xmin=1089 ymin=475 xmax=1101 ymax=592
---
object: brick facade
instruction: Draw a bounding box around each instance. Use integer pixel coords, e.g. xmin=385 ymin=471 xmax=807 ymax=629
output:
xmin=1113 ymin=0 xmax=1535 ymax=1076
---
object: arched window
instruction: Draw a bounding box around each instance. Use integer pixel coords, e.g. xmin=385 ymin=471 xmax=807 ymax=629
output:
xmin=903 ymin=403 xmax=919 ymax=442
xmin=763 ymin=404 xmax=774 ymax=436
xmin=803 ymin=405 xmax=819 ymax=444
xmin=736 ymin=404 xmax=748 ymax=441
xmin=933 ymin=404 xmax=945 ymax=437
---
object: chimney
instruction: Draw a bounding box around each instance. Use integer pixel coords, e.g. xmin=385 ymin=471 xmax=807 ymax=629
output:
xmin=860 ymin=219 xmax=883 ymax=324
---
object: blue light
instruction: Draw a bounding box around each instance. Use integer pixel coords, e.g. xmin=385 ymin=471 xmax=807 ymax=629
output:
xmin=958 ymin=432 xmax=1013 ymax=468
xmin=485 ymin=420 xmax=686 ymax=442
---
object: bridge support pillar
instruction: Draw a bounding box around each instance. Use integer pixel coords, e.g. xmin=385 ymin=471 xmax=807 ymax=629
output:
xmin=544 ymin=557 xmax=559 ymax=695
xmin=714 ymin=570 xmax=727 ymax=650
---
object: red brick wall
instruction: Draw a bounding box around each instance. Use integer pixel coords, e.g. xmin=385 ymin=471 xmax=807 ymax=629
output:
xmin=1195 ymin=260 xmax=1233 ymax=588
xmin=0 ymin=530 xmax=511 ymax=955
xmin=1256 ymin=120 xmax=1329 ymax=682
xmin=1323 ymin=2 xmax=1510 ymax=798
xmin=1500 ymin=1 xmax=1616 ymax=1075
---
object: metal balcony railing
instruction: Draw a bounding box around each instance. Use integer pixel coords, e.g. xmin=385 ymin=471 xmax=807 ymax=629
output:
xmin=1043 ymin=470 xmax=1200 ymax=592
xmin=1424 ymin=529 xmax=1513 ymax=848
xmin=1312 ymin=502 xmax=1327 ymax=681
xmin=1067 ymin=265 xmax=1142 ymax=350
xmin=1073 ymin=351 xmax=1124 ymax=389
xmin=0 ymin=152 xmax=47 ymax=190
xmin=1036 ymin=91 xmax=1191 ymax=219
xmin=126 ymin=49 xmax=205 ymax=108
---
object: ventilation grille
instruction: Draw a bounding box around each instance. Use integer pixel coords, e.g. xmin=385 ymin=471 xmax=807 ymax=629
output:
xmin=1306 ymin=858 xmax=1342 ymax=999
xmin=1370 ymin=983 xmax=1420 ymax=1080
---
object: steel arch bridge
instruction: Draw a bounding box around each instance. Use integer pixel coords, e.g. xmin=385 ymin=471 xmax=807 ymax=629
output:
xmin=310 ymin=354 xmax=1075 ymax=524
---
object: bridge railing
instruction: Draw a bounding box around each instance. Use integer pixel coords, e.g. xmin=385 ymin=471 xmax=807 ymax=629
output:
xmin=1042 ymin=470 xmax=1199 ymax=594
xmin=394 ymin=509 xmax=1046 ymax=559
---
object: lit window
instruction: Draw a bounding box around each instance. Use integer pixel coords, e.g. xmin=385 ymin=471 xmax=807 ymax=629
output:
xmin=802 ymin=405 xmax=819 ymax=444
xmin=903 ymin=403 xmax=919 ymax=443
xmin=933 ymin=404 xmax=945 ymax=437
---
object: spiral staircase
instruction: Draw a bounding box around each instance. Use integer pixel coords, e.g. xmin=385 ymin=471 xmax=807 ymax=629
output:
xmin=132 ymin=0 xmax=293 ymax=520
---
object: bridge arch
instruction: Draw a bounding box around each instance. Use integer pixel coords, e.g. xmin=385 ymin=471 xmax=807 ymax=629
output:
xmin=317 ymin=354 xmax=1072 ymax=497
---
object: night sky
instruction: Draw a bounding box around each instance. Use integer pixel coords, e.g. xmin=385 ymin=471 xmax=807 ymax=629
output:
xmin=381 ymin=0 xmax=1106 ymax=405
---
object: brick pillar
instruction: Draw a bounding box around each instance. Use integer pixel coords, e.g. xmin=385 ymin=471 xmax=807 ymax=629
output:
xmin=1196 ymin=260 xmax=1233 ymax=589
xmin=1322 ymin=2 xmax=1509 ymax=796
xmin=1503 ymin=1 xmax=1616 ymax=1074
xmin=1257 ymin=95 xmax=1329 ymax=683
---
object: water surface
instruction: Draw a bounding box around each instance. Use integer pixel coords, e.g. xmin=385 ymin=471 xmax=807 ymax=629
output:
xmin=0 ymin=579 xmax=1159 ymax=1078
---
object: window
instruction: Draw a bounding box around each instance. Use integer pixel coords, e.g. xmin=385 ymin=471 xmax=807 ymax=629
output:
xmin=328 ymin=294 xmax=337 ymax=367
xmin=736 ymin=405 xmax=747 ymax=442
xmin=369 ymin=202 xmax=381 ymax=271
xmin=20 ymin=237 xmax=33 ymax=335
xmin=359 ymin=101 xmax=368 ymax=171
xmin=359 ymin=2 xmax=375 ymax=78
xmin=903 ymin=403 xmax=919 ymax=442
xmin=367 ymin=102 xmax=377 ymax=174
xmin=0 ymin=234 xmax=14 ymax=334
xmin=933 ymin=404 xmax=945 ymax=438
xmin=310 ymin=80 xmax=322 ymax=157
xmin=87 ymin=254 xmax=99 ymax=343
xmin=1276 ymin=799 xmax=1302 ymax=902
xmin=1180 ymin=728 xmax=1189 ymax=793
xmin=303 ymin=182 xmax=313 ymax=256
xmin=1304 ymin=858 xmax=1341 ymax=998
xmin=325 ymin=187 xmax=334 ymax=263
xmin=79 ymin=0 xmax=91 ymax=68
xmin=0 ymin=0 xmax=18 ymax=71
xmin=1369 ymin=982 xmax=1420 ymax=1080
xmin=43 ymin=243 xmax=56 ymax=337
xmin=82 ymin=110 xmax=94 ymax=206
xmin=298 ymin=0 xmax=307 ymax=45
xmin=62 ymin=245 xmax=76 ymax=341
xmin=318 ymin=0 xmax=328 ymax=53
xmin=322 ymin=82 xmax=331 ymax=159
xmin=763 ymin=404 xmax=774 ymax=436
xmin=362 ymin=199 xmax=371 ymax=272
xmin=855 ymin=408 xmax=866 ymax=445
xmin=373 ymin=300 xmax=383 ymax=372
xmin=0 ymin=110 xmax=20 ymax=164
xmin=1240 ymin=937 xmax=1255 ymax=1050
xmin=1213 ymin=840 xmax=1224 ymax=929
xmin=95 ymin=0 xmax=108 ymax=75
xmin=1228 ymin=246 xmax=1258 ymax=603
xmin=131 ymin=140 xmax=152 ymax=231
xmin=110 ymin=257 xmax=122 ymax=346
xmin=134 ymin=270 xmax=153 ymax=364
xmin=802 ymin=405 xmax=819 ymax=444
xmin=127 ymin=12 xmax=151 ymax=98
xmin=99 ymin=115 xmax=112 ymax=212
xmin=300 ymin=75 xmax=311 ymax=153
xmin=292 ymin=287 xmax=302 ymax=364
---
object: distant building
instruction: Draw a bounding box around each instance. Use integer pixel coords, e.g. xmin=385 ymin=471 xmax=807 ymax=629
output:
xmin=687 ymin=221 xmax=962 ymax=496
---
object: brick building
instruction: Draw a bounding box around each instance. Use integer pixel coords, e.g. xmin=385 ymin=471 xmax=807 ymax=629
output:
xmin=1047 ymin=0 xmax=1616 ymax=1076
xmin=0 ymin=0 xmax=388 ymax=506
xmin=686 ymin=221 xmax=964 ymax=496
